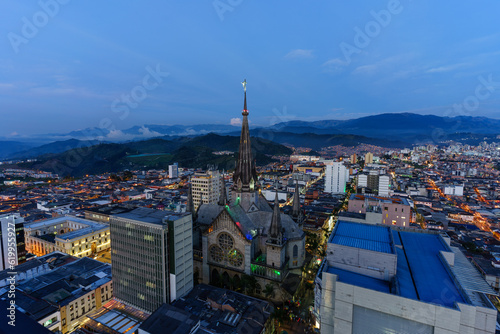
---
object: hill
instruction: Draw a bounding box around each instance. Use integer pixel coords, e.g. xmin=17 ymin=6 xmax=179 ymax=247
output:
xmin=19 ymin=134 xmax=292 ymax=177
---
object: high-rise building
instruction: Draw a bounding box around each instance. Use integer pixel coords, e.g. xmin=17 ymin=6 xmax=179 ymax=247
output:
xmin=0 ymin=213 xmax=25 ymax=270
xmin=365 ymin=152 xmax=374 ymax=164
xmin=191 ymin=170 xmax=222 ymax=211
xmin=168 ymin=164 xmax=178 ymax=179
xmin=166 ymin=213 xmax=193 ymax=302
xmin=325 ymin=161 xmax=348 ymax=194
xmin=378 ymin=174 xmax=390 ymax=197
xmin=110 ymin=208 xmax=193 ymax=312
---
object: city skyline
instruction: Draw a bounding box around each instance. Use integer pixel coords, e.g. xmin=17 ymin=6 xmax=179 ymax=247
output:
xmin=1 ymin=1 xmax=500 ymax=137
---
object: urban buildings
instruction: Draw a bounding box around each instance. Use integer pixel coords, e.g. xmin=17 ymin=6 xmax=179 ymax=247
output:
xmin=110 ymin=207 xmax=193 ymax=312
xmin=348 ymin=194 xmax=412 ymax=227
xmin=325 ymin=161 xmax=348 ymax=194
xmin=0 ymin=213 xmax=25 ymax=270
xmin=24 ymin=216 xmax=110 ymax=257
xmin=0 ymin=253 xmax=112 ymax=334
xmin=191 ymin=170 xmax=222 ymax=211
xmin=314 ymin=221 xmax=497 ymax=333
xmin=138 ymin=284 xmax=273 ymax=334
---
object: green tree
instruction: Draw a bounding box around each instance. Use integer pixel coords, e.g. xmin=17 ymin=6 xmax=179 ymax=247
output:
xmin=264 ymin=283 xmax=275 ymax=299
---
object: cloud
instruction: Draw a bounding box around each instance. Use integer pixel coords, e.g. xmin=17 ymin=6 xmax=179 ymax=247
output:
xmin=426 ymin=63 xmax=468 ymax=73
xmin=138 ymin=126 xmax=162 ymax=137
xmin=352 ymin=64 xmax=379 ymax=75
xmin=322 ymin=58 xmax=349 ymax=73
xmin=285 ymin=49 xmax=314 ymax=59
xmin=230 ymin=118 xmax=242 ymax=126
xmin=10 ymin=131 xmax=18 ymax=136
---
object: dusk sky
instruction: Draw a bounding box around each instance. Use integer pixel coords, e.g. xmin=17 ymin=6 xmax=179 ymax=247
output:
xmin=1 ymin=1 xmax=500 ymax=137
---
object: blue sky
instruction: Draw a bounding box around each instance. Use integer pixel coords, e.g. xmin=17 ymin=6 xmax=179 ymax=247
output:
xmin=1 ymin=0 xmax=500 ymax=137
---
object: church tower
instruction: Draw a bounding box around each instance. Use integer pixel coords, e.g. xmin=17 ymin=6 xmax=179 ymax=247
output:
xmin=266 ymin=192 xmax=286 ymax=270
xmin=232 ymin=80 xmax=259 ymax=211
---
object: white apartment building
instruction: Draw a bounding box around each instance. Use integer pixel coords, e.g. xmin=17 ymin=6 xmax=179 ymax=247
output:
xmin=191 ymin=170 xmax=222 ymax=210
xmin=325 ymin=161 xmax=348 ymax=194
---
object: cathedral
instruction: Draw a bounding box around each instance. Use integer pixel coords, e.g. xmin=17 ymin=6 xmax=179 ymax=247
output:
xmin=191 ymin=81 xmax=306 ymax=296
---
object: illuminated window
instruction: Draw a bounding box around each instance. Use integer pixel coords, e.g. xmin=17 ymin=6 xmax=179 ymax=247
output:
xmin=228 ymin=249 xmax=243 ymax=267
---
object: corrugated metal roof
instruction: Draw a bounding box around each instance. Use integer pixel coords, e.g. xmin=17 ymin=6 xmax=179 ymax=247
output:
xmin=450 ymin=247 xmax=496 ymax=300
xmin=399 ymin=232 xmax=465 ymax=308
xmin=330 ymin=221 xmax=393 ymax=254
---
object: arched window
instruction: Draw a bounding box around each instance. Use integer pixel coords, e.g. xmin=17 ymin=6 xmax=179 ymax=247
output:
xmin=293 ymin=244 xmax=298 ymax=258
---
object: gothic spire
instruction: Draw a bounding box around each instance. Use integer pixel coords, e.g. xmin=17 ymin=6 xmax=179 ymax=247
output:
xmin=269 ymin=192 xmax=283 ymax=242
xmin=218 ymin=177 xmax=227 ymax=206
xmin=233 ymin=79 xmax=258 ymax=192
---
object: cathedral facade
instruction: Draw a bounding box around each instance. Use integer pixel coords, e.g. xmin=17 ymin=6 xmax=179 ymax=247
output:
xmin=192 ymin=82 xmax=306 ymax=296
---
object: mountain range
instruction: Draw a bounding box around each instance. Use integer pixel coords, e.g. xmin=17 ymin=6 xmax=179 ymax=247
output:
xmin=2 ymin=113 xmax=500 ymax=174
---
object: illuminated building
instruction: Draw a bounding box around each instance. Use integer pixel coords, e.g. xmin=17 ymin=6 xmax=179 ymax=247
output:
xmin=191 ymin=170 xmax=222 ymax=211
xmin=193 ymin=81 xmax=305 ymax=298
xmin=24 ymin=216 xmax=110 ymax=257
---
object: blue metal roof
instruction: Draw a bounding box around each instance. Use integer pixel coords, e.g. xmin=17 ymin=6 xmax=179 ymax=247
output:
xmin=327 ymin=267 xmax=390 ymax=293
xmin=330 ymin=221 xmax=393 ymax=254
xmin=398 ymin=231 xmax=466 ymax=308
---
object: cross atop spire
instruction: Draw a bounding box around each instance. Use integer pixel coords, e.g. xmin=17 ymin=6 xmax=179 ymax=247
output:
xmin=242 ymin=79 xmax=248 ymax=116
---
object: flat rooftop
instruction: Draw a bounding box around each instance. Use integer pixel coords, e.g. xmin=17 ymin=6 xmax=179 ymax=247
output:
xmin=350 ymin=194 xmax=410 ymax=206
xmin=330 ymin=221 xmax=394 ymax=254
xmin=326 ymin=221 xmax=496 ymax=309
xmin=113 ymin=207 xmax=189 ymax=225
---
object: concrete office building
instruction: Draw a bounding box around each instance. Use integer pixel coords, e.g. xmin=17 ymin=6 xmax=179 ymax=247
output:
xmin=110 ymin=207 xmax=193 ymax=313
xmin=314 ymin=221 xmax=497 ymax=333
xmin=0 ymin=213 xmax=25 ymax=270
xmin=191 ymin=170 xmax=222 ymax=211
xmin=167 ymin=213 xmax=193 ymax=302
xmin=325 ymin=161 xmax=348 ymax=194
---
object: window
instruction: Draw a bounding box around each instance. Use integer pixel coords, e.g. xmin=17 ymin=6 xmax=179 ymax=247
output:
xmin=210 ymin=245 xmax=224 ymax=263
xmin=228 ymin=249 xmax=243 ymax=267
xmin=80 ymin=298 xmax=84 ymax=305
xmin=218 ymin=233 xmax=234 ymax=250
xmin=70 ymin=313 xmax=74 ymax=320
xmin=293 ymin=245 xmax=298 ymax=258
xmin=62 ymin=319 xmax=66 ymax=326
